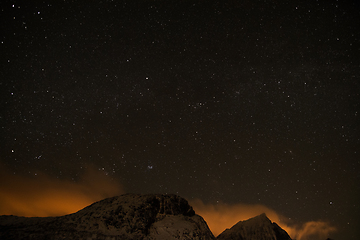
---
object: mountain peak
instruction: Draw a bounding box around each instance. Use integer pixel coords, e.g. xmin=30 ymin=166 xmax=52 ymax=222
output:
xmin=253 ymin=213 xmax=271 ymax=222
xmin=217 ymin=213 xmax=292 ymax=240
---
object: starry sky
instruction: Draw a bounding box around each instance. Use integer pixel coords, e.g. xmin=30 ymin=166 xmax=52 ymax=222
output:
xmin=1 ymin=0 xmax=359 ymax=239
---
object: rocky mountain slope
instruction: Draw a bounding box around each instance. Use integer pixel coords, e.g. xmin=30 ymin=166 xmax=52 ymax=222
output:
xmin=216 ymin=213 xmax=292 ymax=240
xmin=0 ymin=193 xmax=215 ymax=240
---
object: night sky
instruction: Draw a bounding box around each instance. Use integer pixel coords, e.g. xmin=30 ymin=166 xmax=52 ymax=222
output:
xmin=1 ymin=1 xmax=359 ymax=239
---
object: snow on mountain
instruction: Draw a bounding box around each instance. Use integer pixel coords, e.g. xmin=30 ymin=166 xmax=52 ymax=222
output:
xmin=216 ymin=213 xmax=292 ymax=240
xmin=0 ymin=193 xmax=215 ymax=240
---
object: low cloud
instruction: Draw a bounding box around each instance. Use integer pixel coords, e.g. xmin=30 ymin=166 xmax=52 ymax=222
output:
xmin=190 ymin=199 xmax=336 ymax=240
xmin=0 ymin=165 xmax=123 ymax=217
xmin=292 ymin=221 xmax=337 ymax=240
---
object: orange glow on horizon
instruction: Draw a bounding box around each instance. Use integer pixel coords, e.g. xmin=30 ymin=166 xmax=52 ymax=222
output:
xmin=0 ymin=165 xmax=123 ymax=217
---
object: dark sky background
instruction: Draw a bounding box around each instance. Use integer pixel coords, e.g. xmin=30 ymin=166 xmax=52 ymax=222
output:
xmin=1 ymin=0 xmax=359 ymax=239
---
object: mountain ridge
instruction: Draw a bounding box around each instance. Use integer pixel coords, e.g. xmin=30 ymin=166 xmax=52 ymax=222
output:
xmin=0 ymin=193 xmax=215 ymax=240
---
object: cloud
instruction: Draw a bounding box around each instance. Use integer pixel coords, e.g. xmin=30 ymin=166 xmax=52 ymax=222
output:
xmin=292 ymin=221 xmax=337 ymax=240
xmin=190 ymin=199 xmax=336 ymax=240
xmin=0 ymin=165 xmax=123 ymax=217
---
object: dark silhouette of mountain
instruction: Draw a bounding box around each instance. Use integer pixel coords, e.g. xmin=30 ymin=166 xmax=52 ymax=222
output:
xmin=216 ymin=213 xmax=292 ymax=240
xmin=0 ymin=193 xmax=215 ymax=240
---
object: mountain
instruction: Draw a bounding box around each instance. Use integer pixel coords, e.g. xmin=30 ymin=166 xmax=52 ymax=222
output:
xmin=216 ymin=213 xmax=292 ymax=240
xmin=0 ymin=193 xmax=215 ymax=240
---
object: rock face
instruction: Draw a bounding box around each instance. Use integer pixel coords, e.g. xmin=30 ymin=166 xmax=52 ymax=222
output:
xmin=216 ymin=213 xmax=292 ymax=240
xmin=0 ymin=193 xmax=215 ymax=240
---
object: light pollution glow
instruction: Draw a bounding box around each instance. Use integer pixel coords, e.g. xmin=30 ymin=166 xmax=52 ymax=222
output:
xmin=0 ymin=165 xmax=336 ymax=240
xmin=0 ymin=165 xmax=123 ymax=217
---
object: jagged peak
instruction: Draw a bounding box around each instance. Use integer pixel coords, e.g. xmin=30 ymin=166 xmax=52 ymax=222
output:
xmin=256 ymin=213 xmax=270 ymax=220
xmin=217 ymin=213 xmax=292 ymax=240
xmin=235 ymin=213 xmax=272 ymax=227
